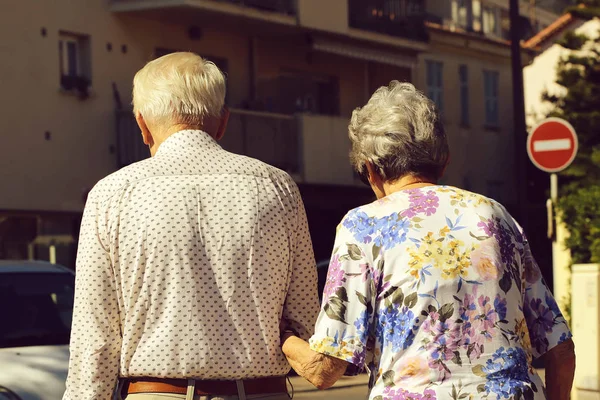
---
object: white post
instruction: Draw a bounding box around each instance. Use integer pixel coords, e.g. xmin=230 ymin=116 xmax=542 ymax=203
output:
xmin=49 ymin=245 xmax=57 ymax=264
xmin=27 ymin=243 xmax=35 ymax=260
xmin=550 ymin=173 xmax=558 ymax=203
xmin=550 ymin=173 xmax=572 ymax=318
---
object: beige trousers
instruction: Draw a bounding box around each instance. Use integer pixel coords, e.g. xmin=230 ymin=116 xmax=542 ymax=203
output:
xmin=125 ymin=393 xmax=290 ymax=400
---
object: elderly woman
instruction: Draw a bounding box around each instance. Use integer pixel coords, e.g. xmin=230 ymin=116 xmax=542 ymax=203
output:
xmin=281 ymin=82 xmax=575 ymax=400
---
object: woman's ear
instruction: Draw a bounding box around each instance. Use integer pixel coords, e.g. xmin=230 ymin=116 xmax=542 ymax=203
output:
xmin=365 ymin=161 xmax=387 ymax=199
xmin=365 ymin=161 xmax=380 ymax=186
xmin=135 ymin=112 xmax=154 ymax=148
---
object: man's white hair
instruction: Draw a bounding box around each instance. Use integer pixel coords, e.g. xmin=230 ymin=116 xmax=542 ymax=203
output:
xmin=133 ymin=52 xmax=226 ymax=127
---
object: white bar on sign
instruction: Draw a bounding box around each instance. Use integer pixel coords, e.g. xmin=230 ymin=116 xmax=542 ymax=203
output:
xmin=533 ymin=139 xmax=572 ymax=152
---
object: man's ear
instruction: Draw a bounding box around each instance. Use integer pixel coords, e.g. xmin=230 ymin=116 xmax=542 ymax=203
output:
xmin=135 ymin=112 xmax=154 ymax=148
xmin=215 ymin=107 xmax=230 ymax=141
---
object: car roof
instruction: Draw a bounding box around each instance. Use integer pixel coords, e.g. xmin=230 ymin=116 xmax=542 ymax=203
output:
xmin=0 ymin=260 xmax=73 ymax=274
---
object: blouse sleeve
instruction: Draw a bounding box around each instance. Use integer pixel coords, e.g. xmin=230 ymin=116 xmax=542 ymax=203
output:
xmin=521 ymin=237 xmax=572 ymax=359
xmin=308 ymin=213 xmax=376 ymax=371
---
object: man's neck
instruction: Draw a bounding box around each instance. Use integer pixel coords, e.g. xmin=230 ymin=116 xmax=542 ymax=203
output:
xmin=151 ymin=124 xmax=207 ymax=155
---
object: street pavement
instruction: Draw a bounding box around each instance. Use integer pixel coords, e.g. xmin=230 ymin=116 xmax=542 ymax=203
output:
xmin=289 ymin=374 xmax=369 ymax=400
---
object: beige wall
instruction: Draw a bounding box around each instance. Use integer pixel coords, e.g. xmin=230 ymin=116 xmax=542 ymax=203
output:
xmin=297 ymin=0 xmax=348 ymax=34
xmin=415 ymin=34 xmax=517 ymax=206
xmin=0 ymin=0 xmax=256 ymax=212
xmin=3 ymin=0 xmax=520 ymax=213
xmin=1 ymin=0 xmax=397 ymax=212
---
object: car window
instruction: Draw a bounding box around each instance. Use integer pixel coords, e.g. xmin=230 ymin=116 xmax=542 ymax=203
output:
xmin=0 ymin=272 xmax=74 ymax=348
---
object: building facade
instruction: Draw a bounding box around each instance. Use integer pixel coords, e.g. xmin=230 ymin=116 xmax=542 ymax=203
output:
xmin=0 ymin=0 xmax=557 ymax=266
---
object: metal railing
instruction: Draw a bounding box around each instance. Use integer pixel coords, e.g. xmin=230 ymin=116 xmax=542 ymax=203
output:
xmin=220 ymin=108 xmax=300 ymax=174
xmin=115 ymin=108 xmax=300 ymax=175
xmin=115 ymin=110 xmax=149 ymax=168
xmin=348 ymin=0 xmax=429 ymax=42
xmin=215 ymin=0 xmax=296 ymax=15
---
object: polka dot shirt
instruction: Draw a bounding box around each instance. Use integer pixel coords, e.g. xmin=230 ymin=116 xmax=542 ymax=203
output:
xmin=63 ymin=130 xmax=320 ymax=399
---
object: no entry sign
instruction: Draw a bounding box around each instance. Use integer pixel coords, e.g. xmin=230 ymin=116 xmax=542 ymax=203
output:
xmin=527 ymin=118 xmax=578 ymax=173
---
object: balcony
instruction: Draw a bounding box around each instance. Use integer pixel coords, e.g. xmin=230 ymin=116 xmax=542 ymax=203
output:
xmin=214 ymin=0 xmax=295 ymax=15
xmin=115 ymin=110 xmax=358 ymax=186
xmin=116 ymin=108 xmax=300 ymax=175
xmin=110 ymin=0 xmax=296 ymax=27
xmin=348 ymin=0 xmax=429 ymax=42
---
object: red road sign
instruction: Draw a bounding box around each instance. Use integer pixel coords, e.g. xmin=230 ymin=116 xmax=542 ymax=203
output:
xmin=527 ymin=118 xmax=578 ymax=173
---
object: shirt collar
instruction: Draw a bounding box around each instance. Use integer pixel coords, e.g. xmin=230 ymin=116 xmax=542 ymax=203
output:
xmin=155 ymin=130 xmax=221 ymax=156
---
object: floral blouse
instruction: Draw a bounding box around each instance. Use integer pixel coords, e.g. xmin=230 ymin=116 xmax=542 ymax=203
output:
xmin=309 ymin=186 xmax=571 ymax=400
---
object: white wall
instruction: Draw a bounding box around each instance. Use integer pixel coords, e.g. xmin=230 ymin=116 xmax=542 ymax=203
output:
xmin=524 ymin=19 xmax=600 ymax=128
xmin=299 ymin=115 xmax=356 ymax=186
xmin=0 ymin=0 xmax=254 ymax=212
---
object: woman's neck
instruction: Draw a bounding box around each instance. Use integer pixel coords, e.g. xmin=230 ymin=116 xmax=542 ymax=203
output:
xmin=382 ymin=176 xmax=436 ymax=197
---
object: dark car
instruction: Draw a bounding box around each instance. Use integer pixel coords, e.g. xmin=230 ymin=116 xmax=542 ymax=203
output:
xmin=0 ymin=260 xmax=75 ymax=400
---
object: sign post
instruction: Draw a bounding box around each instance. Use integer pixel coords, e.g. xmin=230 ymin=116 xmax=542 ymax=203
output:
xmin=527 ymin=117 xmax=578 ymax=316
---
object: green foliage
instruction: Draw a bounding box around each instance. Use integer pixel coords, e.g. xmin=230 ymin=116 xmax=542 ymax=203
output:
xmin=558 ymin=185 xmax=600 ymax=263
xmin=547 ymin=2 xmax=600 ymax=264
xmin=558 ymin=31 xmax=590 ymax=50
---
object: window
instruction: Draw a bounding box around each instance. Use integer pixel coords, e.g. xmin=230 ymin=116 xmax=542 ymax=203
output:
xmin=426 ymin=61 xmax=444 ymax=112
xmin=265 ymin=70 xmax=340 ymax=116
xmin=483 ymin=70 xmax=499 ymax=127
xmin=451 ymin=0 xmax=469 ymax=29
xmin=483 ymin=6 xmax=500 ymax=36
xmin=459 ymin=65 xmax=469 ymax=126
xmin=406 ymin=0 xmax=424 ymax=16
xmin=58 ymin=32 xmax=91 ymax=92
xmin=472 ymin=0 xmax=482 ymax=32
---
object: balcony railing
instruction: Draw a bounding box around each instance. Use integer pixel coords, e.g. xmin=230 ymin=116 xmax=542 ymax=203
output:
xmin=349 ymin=0 xmax=429 ymax=42
xmin=116 ymin=110 xmax=148 ymax=168
xmin=115 ymin=108 xmax=299 ymax=175
xmin=215 ymin=0 xmax=295 ymax=15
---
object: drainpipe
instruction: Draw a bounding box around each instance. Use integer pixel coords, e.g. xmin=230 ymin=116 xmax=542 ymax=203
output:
xmin=510 ymin=0 xmax=529 ymax=231
xmin=249 ymin=36 xmax=258 ymax=104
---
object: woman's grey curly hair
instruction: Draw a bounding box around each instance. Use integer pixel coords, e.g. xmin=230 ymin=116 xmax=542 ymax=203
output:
xmin=349 ymin=81 xmax=449 ymax=182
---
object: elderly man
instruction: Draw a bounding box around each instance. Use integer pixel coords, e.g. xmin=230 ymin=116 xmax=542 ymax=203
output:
xmin=63 ymin=52 xmax=320 ymax=400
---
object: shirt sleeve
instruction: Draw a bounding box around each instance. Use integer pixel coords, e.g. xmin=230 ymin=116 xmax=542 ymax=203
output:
xmin=63 ymin=190 xmax=122 ymax=400
xmin=521 ymin=237 xmax=572 ymax=359
xmin=281 ymin=186 xmax=320 ymax=341
xmin=309 ymin=214 xmax=375 ymax=371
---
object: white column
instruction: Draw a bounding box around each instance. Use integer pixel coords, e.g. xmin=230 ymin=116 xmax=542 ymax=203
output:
xmin=49 ymin=245 xmax=56 ymax=264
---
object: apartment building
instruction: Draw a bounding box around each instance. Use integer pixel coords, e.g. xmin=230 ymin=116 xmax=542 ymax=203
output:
xmin=0 ymin=0 xmax=557 ymax=266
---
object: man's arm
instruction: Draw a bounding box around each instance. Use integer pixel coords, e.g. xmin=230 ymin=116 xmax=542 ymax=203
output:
xmin=280 ymin=185 xmax=320 ymax=340
xmin=544 ymin=338 xmax=575 ymax=400
xmin=281 ymin=333 xmax=348 ymax=390
xmin=63 ymin=191 xmax=122 ymax=400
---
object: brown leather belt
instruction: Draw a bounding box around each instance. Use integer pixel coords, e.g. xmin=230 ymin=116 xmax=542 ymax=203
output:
xmin=124 ymin=376 xmax=287 ymax=396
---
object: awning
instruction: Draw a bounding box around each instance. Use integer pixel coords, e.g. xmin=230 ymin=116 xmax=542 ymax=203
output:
xmin=311 ymin=37 xmax=418 ymax=68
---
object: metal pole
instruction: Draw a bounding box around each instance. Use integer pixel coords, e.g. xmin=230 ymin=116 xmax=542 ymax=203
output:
xmin=550 ymin=173 xmax=558 ymax=203
xmin=510 ymin=0 xmax=529 ymax=231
